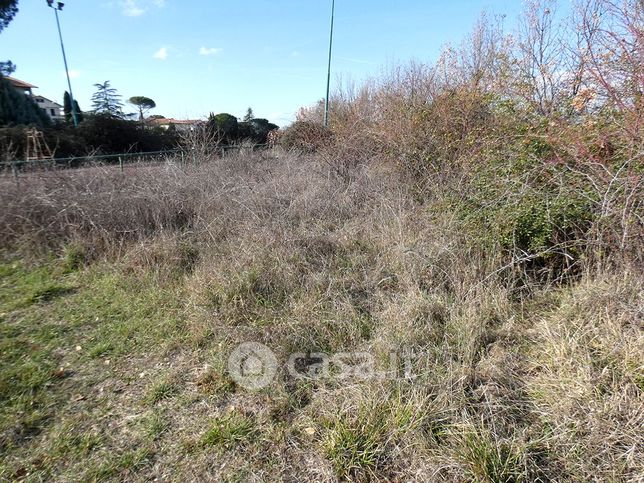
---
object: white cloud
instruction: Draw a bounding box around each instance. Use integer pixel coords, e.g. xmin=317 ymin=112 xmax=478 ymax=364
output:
xmin=120 ymin=0 xmax=145 ymax=16
xmin=199 ymin=46 xmax=223 ymax=56
xmin=337 ymin=56 xmax=374 ymax=65
xmin=67 ymin=69 xmax=80 ymax=79
xmin=119 ymin=0 xmax=165 ymax=17
xmin=153 ymin=47 xmax=168 ymax=60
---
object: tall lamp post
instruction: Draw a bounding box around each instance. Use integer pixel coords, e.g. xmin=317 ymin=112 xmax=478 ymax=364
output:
xmin=46 ymin=1 xmax=78 ymax=127
xmin=323 ymin=0 xmax=335 ymax=127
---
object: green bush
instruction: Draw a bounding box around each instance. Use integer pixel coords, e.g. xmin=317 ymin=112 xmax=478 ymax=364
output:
xmin=491 ymin=193 xmax=593 ymax=282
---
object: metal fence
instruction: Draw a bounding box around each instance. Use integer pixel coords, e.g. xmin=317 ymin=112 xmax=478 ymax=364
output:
xmin=0 ymin=143 xmax=268 ymax=183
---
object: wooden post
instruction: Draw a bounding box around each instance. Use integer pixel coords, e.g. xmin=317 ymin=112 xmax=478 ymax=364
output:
xmin=119 ymin=156 xmax=123 ymax=172
xmin=11 ymin=162 xmax=19 ymax=187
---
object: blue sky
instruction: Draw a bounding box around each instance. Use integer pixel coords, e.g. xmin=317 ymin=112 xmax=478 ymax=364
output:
xmin=1 ymin=0 xmax=571 ymax=126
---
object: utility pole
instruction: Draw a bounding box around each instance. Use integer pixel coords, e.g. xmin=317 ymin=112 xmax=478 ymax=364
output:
xmin=323 ymin=0 xmax=335 ymax=127
xmin=47 ymin=1 xmax=78 ymax=127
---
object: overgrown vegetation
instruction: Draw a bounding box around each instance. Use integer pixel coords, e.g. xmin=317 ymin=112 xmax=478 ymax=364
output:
xmin=0 ymin=0 xmax=641 ymax=480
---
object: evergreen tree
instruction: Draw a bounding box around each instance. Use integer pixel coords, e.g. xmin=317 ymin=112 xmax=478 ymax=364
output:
xmin=250 ymin=118 xmax=279 ymax=143
xmin=0 ymin=60 xmax=15 ymax=76
xmin=0 ymin=0 xmax=18 ymax=33
xmin=91 ymin=80 xmax=124 ymax=117
xmin=63 ymin=91 xmax=71 ymax=122
xmin=63 ymin=91 xmax=83 ymax=124
xmin=0 ymin=74 xmax=50 ymax=127
xmin=73 ymin=100 xmax=83 ymax=123
xmin=128 ymin=96 xmax=156 ymax=121
xmin=0 ymin=0 xmax=19 ymax=74
xmin=207 ymin=112 xmax=238 ymax=142
xmin=243 ymin=107 xmax=254 ymax=122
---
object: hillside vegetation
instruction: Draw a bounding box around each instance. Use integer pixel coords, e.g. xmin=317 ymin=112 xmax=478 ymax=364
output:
xmin=0 ymin=0 xmax=642 ymax=481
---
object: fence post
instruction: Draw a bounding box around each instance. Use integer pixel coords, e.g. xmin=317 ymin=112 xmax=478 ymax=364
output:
xmin=119 ymin=156 xmax=123 ymax=172
xmin=11 ymin=161 xmax=19 ymax=187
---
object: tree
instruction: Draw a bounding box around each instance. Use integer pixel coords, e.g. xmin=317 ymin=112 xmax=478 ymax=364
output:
xmin=76 ymin=114 xmax=176 ymax=154
xmin=63 ymin=91 xmax=71 ymax=122
xmin=64 ymin=91 xmax=83 ymax=123
xmin=207 ymin=112 xmax=238 ymax=142
xmin=73 ymin=100 xmax=83 ymax=123
xmin=237 ymin=121 xmax=253 ymax=140
xmin=515 ymin=0 xmax=566 ymax=115
xmin=249 ymin=118 xmax=278 ymax=143
xmin=0 ymin=74 xmax=50 ymax=127
xmin=1 ymin=0 xmax=19 ymax=76
xmin=128 ymin=96 xmax=156 ymax=121
xmin=91 ymin=81 xmax=124 ymax=117
xmin=0 ymin=0 xmax=18 ymax=33
xmin=0 ymin=60 xmax=15 ymax=76
xmin=243 ymin=107 xmax=254 ymax=122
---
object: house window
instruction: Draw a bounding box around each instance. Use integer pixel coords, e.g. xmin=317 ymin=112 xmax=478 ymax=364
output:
xmin=50 ymin=109 xmax=56 ymax=116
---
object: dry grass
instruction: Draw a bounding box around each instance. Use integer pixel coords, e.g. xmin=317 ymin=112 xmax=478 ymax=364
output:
xmin=1 ymin=2 xmax=642 ymax=479
xmin=0 ymin=145 xmax=641 ymax=481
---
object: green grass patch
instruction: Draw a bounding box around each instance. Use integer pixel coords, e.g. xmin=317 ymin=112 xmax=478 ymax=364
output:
xmin=322 ymin=397 xmax=419 ymax=481
xmin=454 ymin=426 xmax=528 ymax=483
xmin=145 ymin=377 xmax=180 ymax=405
xmin=0 ymin=258 xmax=184 ymax=477
xmin=199 ymin=413 xmax=257 ymax=450
xmin=141 ymin=410 xmax=169 ymax=441
xmin=83 ymin=447 xmax=152 ymax=480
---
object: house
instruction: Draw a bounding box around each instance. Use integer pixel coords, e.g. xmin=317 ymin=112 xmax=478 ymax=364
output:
xmin=33 ymin=95 xmax=65 ymax=123
xmin=4 ymin=75 xmax=37 ymax=96
xmin=4 ymin=76 xmax=65 ymax=123
xmin=149 ymin=117 xmax=202 ymax=132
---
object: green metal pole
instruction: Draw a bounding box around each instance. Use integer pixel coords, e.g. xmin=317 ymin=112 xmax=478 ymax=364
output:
xmin=323 ymin=0 xmax=335 ymax=127
xmin=53 ymin=6 xmax=78 ymax=127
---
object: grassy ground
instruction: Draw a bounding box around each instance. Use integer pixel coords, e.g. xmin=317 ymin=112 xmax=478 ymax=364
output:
xmin=0 ymin=150 xmax=641 ymax=481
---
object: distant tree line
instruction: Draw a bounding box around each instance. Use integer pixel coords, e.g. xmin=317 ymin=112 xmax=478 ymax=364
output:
xmin=0 ymin=3 xmax=286 ymax=160
xmin=0 ymin=75 xmax=279 ymax=159
xmin=0 ymin=77 xmax=177 ymax=158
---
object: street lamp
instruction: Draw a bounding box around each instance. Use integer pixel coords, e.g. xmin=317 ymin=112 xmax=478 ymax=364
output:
xmin=46 ymin=0 xmax=78 ymax=127
xmin=323 ymin=0 xmax=335 ymax=127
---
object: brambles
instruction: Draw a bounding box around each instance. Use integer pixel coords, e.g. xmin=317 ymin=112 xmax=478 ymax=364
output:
xmin=280 ymin=121 xmax=332 ymax=152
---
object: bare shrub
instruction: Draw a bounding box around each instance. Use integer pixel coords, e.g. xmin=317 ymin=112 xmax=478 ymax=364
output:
xmin=280 ymin=121 xmax=332 ymax=153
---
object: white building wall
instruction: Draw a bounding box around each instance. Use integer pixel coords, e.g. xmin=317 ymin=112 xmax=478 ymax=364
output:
xmin=33 ymin=96 xmax=65 ymax=123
